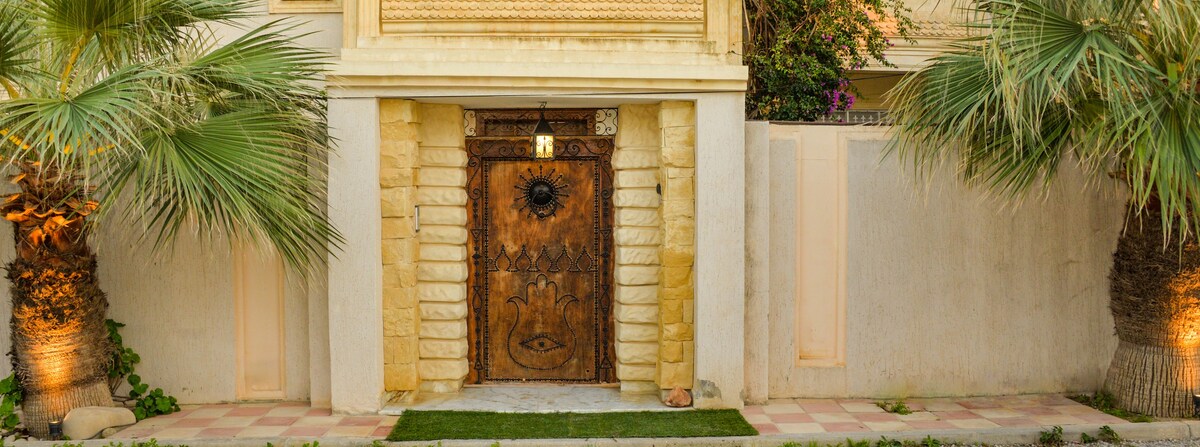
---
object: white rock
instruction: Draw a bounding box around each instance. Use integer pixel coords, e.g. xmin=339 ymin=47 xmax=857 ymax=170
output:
xmin=62 ymin=406 xmax=136 ymax=441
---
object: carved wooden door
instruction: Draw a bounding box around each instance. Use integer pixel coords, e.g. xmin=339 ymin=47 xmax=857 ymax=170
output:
xmin=466 ymin=137 xmax=615 ymax=383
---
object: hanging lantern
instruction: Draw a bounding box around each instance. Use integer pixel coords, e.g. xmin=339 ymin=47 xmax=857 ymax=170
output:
xmin=531 ymin=103 xmax=555 ymax=159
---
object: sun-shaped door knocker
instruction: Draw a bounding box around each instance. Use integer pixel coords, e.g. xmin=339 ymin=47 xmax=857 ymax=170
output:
xmin=515 ymin=165 xmax=570 ymax=219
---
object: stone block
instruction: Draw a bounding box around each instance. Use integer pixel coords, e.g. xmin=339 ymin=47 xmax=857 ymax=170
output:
xmin=419 ymin=225 xmax=469 ymax=245
xmin=617 ymin=322 xmax=658 ymax=342
xmin=666 ymin=167 xmax=694 ymax=179
xmin=384 ymin=308 xmax=417 ymax=337
xmin=419 ymin=206 xmax=467 ymax=226
xmin=380 ymin=99 xmax=420 ymax=124
xmin=664 ymin=220 xmax=696 ymax=247
xmin=419 ymin=359 xmax=469 ymax=381
xmin=383 ymin=287 xmax=418 ymax=309
xmin=660 ymin=299 xmax=684 ymax=324
xmin=382 ymin=124 xmax=420 ymax=150
xmin=420 ymin=148 xmax=468 ymax=167
xmin=382 ymin=238 xmax=419 ymax=265
xmin=683 ymin=299 xmax=694 ymax=324
xmin=617 ymin=363 xmax=657 ymax=382
xmin=662 ymin=323 xmax=693 ymax=341
xmin=615 ymin=228 xmax=662 ymax=246
xmin=664 ymin=177 xmax=694 ymax=201
xmin=420 ymin=320 xmax=467 ymax=339
xmin=616 ymin=104 xmax=660 ymax=148
xmin=383 ymin=264 xmax=418 ymax=289
xmin=616 ymin=247 xmax=659 ymax=265
xmin=615 ymin=169 xmax=659 ymax=189
xmin=417 ymin=187 xmax=468 ymax=206
xmin=616 ymin=265 xmax=659 ymax=286
xmin=615 ymin=188 xmax=660 ymax=208
xmin=393 ymin=336 xmax=418 ymax=364
xmin=419 ymin=103 xmax=465 ymax=147
xmin=621 ymin=381 xmax=659 ymax=394
xmin=615 ymin=208 xmax=661 ymax=227
xmin=420 ymin=379 xmax=463 ymax=393
xmin=658 ymin=362 xmax=693 ymax=389
xmin=661 ymin=246 xmax=694 ymax=267
xmin=420 ymin=339 xmax=469 ymax=359
xmin=662 ymin=286 xmax=693 ymax=302
xmin=417 ymin=261 xmax=468 ymax=283
xmin=617 ymin=303 xmax=659 ymax=324
xmin=380 ymin=187 xmax=415 ymax=218
xmin=659 ymin=101 xmax=695 ymax=126
xmin=384 ymin=363 xmax=419 ymax=391
xmin=616 ymin=285 xmax=659 ymax=305
xmin=419 ymin=244 xmax=468 ymax=262
xmin=383 ymin=336 xmax=397 ymax=364
xmin=380 ymin=168 xmax=416 ymax=188
xmin=662 ymin=128 xmax=696 ymax=160
xmin=617 ymin=341 xmax=658 ymax=365
xmin=662 ymin=266 xmax=692 ymax=288
xmin=418 ymin=282 xmax=467 ymax=302
xmin=663 ymin=199 xmax=695 ymax=221
xmin=420 ymin=301 xmax=468 ymax=320
xmin=418 ymin=167 xmax=467 ymax=187
xmin=381 ymin=140 xmax=420 ymax=170
xmin=661 ymin=340 xmax=684 ymax=363
xmin=63 ymin=407 xmax=136 ymax=441
xmin=382 ymin=217 xmax=416 ymax=239
xmin=612 ymin=149 xmax=659 ymax=170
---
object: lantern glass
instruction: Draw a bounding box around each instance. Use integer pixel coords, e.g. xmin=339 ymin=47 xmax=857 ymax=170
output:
xmin=534 ymin=134 xmax=554 ymax=159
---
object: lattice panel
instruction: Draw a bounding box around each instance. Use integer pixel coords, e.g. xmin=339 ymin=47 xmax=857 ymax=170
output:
xmin=381 ymin=0 xmax=704 ymax=22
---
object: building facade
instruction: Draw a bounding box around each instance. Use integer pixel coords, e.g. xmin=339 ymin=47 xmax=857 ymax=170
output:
xmin=0 ymin=0 xmax=1131 ymax=415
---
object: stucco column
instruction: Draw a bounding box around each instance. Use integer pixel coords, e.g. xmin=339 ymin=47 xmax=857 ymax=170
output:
xmin=327 ymin=97 xmax=385 ymax=413
xmin=743 ymin=121 xmax=770 ymax=404
xmin=692 ymin=92 xmax=746 ymax=408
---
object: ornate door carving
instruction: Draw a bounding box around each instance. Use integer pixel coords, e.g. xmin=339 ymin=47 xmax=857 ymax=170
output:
xmin=466 ymin=137 xmax=615 ymax=383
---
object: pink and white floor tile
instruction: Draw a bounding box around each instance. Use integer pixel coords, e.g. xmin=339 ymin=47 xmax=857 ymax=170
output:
xmin=112 ymin=403 xmax=397 ymax=440
xmin=742 ymin=395 xmax=1128 ymax=436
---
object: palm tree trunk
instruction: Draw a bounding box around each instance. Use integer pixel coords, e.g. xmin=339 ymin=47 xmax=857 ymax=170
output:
xmin=4 ymin=165 xmax=111 ymax=438
xmin=1105 ymin=205 xmax=1200 ymax=417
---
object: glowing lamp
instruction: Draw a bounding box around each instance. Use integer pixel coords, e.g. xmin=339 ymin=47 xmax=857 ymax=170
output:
xmin=531 ymin=103 xmax=555 ymax=159
xmin=48 ymin=420 xmax=62 ymax=440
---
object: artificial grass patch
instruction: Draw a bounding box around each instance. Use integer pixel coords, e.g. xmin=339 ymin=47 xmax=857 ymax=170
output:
xmin=386 ymin=409 xmax=758 ymax=441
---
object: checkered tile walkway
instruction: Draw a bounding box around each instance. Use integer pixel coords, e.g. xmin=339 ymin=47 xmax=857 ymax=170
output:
xmin=111 ymin=402 xmax=396 ymax=440
xmin=744 ymin=395 xmax=1128 ymax=436
xmin=108 ymin=395 xmax=1126 ymax=441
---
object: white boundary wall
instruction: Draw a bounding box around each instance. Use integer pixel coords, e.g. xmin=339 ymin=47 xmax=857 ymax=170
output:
xmin=745 ymin=123 xmax=1127 ymax=401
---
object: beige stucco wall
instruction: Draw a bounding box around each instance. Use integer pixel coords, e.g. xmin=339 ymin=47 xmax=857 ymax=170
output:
xmin=754 ymin=124 xmax=1126 ymax=399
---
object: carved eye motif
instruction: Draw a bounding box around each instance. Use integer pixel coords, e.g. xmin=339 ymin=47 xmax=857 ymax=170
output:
xmin=520 ymin=333 xmax=566 ymax=353
xmin=515 ymin=166 xmax=569 ymax=219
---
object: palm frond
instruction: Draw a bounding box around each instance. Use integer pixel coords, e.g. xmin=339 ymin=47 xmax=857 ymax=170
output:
xmin=0 ymin=2 xmax=38 ymax=95
xmin=104 ymin=108 xmax=339 ymax=273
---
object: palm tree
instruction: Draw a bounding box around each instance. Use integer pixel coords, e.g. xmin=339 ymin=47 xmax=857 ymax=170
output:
xmin=888 ymin=0 xmax=1199 ymax=416
xmin=0 ymin=0 xmax=340 ymax=436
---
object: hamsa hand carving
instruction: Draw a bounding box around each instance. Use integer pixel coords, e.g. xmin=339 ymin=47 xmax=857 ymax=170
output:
xmin=505 ymin=274 xmax=579 ymax=370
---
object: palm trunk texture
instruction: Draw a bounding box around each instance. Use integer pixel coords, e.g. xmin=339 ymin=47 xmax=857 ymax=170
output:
xmin=1106 ymin=206 xmax=1200 ymax=417
xmin=5 ymin=164 xmax=110 ymax=438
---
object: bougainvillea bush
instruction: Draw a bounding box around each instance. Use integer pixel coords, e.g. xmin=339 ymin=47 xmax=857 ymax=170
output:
xmin=744 ymin=0 xmax=912 ymax=121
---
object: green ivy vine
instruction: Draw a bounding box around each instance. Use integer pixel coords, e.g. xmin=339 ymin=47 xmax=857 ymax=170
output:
xmin=106 ymin=320 xmax=180 ymax=420
xmin=0 ymin=373 xmax=23 ymax=436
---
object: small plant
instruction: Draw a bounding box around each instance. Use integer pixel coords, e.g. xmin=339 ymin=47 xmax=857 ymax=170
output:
xmin=0 ymin=373 xmax=24 ymax=436
xmin=1099 ymin=425 xmax=1122 ymax=444
xmin=1039 ymin=426 xmax=1064 ymax=446
xmin=919 ymin=435 xmax=941 ymax=447
xmin=1069 ymin=391 xmax=1153 ymax=423
xmin=875 ymin=401 xmax=913 ymax=415
xmin=106 ymin=319 xmax=181 ymax=420
xmin=1080 ymin=432 xmax=1097 ymax=444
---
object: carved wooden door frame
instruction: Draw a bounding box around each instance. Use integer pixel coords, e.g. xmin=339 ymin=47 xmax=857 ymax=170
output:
xmin=465 ymin=136 xmax=616 ymax=384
